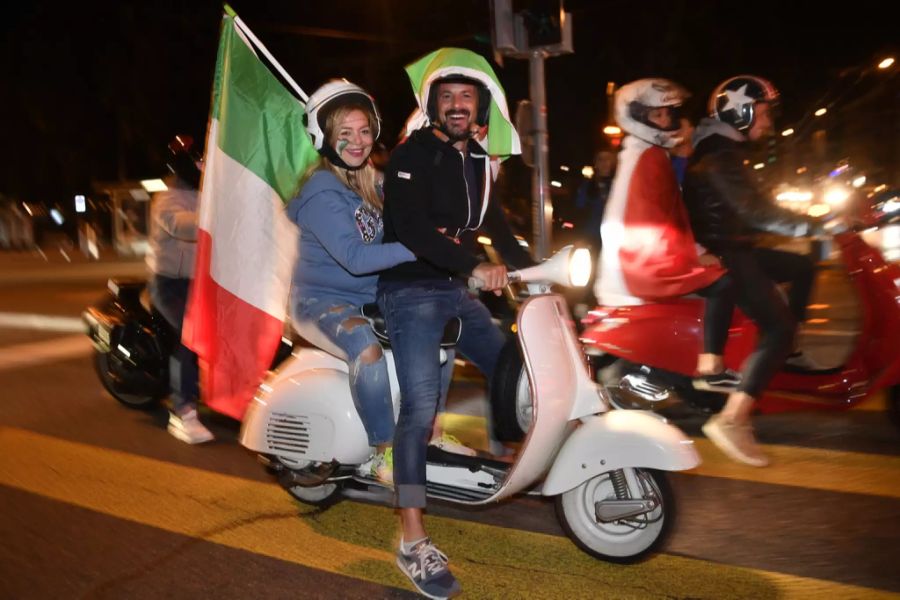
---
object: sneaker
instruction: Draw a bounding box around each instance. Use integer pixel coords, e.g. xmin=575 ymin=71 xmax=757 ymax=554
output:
xmin=358 ymin=448 xmax=393 ymax=485
xmin=701 ymin=414 xmax=768 ymax=467
xmin=429 ymin=433 xmax=477 ymax=457
xmin=785 ymin=350 xmax=824 ymax=371
xmin=396 ymin=538 xmax=461 ymax=599
xmin=167 ymin=409 xmax=214 ymax=445
xmin=692 ymin=369 xmax=742 ymax=393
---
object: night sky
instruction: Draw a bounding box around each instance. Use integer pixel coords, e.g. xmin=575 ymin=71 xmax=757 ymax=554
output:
xmin=1 ymin=0 xmax=896 ymax=207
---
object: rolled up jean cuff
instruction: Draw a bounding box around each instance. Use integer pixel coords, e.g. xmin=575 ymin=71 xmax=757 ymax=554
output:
xmin=395 ymin=484 xmax=427 ymax=509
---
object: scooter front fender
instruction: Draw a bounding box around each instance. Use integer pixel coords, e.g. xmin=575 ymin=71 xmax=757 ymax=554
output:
xmin=542 ymin=410 xmax=700 ymax=496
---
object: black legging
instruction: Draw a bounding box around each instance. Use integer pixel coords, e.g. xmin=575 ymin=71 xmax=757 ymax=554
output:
xmin=696 ymin=274 xmax=734 ymax=356
xmin=751 ymin=247 xmax=816 ymax=325
xmin=716 ymin=248 xmax=814 ymax=398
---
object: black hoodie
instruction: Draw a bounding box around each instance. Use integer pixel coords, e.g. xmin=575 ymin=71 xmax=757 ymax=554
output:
xmin=380 ymin=127 xmax=532 ymax=284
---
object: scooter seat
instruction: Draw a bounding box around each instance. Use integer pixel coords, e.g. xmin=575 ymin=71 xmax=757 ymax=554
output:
xmin=361 ymin=303 xmax=461 ymax=348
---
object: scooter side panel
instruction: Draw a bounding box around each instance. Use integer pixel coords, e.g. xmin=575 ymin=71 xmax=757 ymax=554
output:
xmin=240 ymin=353 xmax=372 ymax=465
xmin=541 ymin=410 xmax=700 ymax=496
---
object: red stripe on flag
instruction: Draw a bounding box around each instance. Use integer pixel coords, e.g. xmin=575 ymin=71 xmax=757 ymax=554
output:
xmin=183 ymin=229 xmax=282 ymax=420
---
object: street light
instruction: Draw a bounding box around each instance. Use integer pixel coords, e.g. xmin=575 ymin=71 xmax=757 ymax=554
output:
xmin=603 ymin=125 xmax=622 ymax=136
xmin=814 ymin=108 xmax=827 ymax=117
xmin=878 ymin=57 xmax=895 ymax=69
xmin=781 ymin=128 xmax=794 ymax=137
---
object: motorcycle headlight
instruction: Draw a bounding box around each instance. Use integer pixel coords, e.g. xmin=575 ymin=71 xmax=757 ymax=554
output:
xmin=568 ymin=247 xmax=593 ymax=287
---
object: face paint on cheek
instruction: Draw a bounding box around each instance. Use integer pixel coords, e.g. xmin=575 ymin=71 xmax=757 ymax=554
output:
xmin=337 ymin=140 xmax=349 ymax=154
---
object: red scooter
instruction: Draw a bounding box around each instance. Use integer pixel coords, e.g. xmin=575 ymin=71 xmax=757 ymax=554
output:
xmin=579 ymin=228 xmax=900 ymax=427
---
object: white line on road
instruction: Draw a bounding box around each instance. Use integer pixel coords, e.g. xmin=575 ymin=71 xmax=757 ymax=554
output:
xmin=0 ymin=312 xmax=87 ymax=333
xmin=0 ymin=335 xmax=92 ymax=372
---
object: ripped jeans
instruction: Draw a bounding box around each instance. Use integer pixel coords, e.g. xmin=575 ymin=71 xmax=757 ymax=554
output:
xmin=292 ymin=297 xmax=394 ymax=446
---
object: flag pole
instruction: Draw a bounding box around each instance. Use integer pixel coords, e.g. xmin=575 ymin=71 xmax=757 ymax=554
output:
xmin=225 ymin=4 xmax=309 ymax=103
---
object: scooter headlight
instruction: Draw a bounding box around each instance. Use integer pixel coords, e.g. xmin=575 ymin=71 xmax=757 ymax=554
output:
xmin=568 ymin=247 xmax=593 ymax=287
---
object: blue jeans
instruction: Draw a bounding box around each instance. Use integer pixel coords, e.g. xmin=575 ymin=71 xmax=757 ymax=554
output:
xmin=149 ymin=275 xmax=199 ymax=414
xmin=379 ymin=281 xmax=506 ymax=508
xmin=293 ymin=297 xmax=394 ymax=446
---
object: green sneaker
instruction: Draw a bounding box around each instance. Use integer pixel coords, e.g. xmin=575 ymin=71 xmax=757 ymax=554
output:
xmin=368 ymin=447 xmax=393 ymax=485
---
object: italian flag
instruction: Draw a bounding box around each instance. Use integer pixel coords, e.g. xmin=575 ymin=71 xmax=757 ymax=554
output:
xmin=182 ymin=7 xmax=318 ymax=420
xmin=402 ymin=47 xmax=521 ymax=158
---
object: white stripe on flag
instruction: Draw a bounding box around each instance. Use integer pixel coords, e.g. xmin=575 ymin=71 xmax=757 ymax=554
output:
xmin=199 ymin=120 xmax=297 ymax=320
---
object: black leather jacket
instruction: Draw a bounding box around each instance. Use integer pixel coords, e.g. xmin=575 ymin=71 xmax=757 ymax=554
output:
xmin=683 ymin=119 xmax=818 ymax=253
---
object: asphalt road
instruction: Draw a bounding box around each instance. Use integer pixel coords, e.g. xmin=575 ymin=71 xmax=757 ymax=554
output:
xmin=1 ymin=250 xmax=898 ymax=599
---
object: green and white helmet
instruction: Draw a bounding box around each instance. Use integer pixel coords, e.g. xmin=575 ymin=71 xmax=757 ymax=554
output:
xmin=402 ymin=48 xmax=520 ymax=158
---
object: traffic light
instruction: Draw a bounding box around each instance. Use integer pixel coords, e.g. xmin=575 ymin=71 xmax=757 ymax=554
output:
xmin=491 ymin=0 xmax=572 ymax=57
xmin=515 ymin=0 xmax=563 ymax=47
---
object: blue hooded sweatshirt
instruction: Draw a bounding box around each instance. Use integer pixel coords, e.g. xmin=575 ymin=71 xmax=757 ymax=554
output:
xmin=287 ymin=170 xmax=415 ymax=307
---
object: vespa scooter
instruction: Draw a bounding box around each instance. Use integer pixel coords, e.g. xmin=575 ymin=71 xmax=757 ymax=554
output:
xmin=240 ymin=247 xmax=700 ymax=562
xmin=577 ymin=226 xmax=900 ymax=425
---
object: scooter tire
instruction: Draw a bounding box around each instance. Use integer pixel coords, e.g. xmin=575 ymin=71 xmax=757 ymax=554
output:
xmin=282 ymin=481 xmax=341 ymax=508
xmin=490 ymin=338 xmax=529 ymax=442
xmin=555 ymin=468 xmax=674 ymax=563
xmin=93 ymin=351 xmax=164 ymax=410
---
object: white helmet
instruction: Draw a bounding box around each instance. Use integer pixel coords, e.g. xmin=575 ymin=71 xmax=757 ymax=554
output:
xmin=614 ymin=78 xmax=690 ymax=148
xmin=304 ymin=79 xmax=381 ymax=151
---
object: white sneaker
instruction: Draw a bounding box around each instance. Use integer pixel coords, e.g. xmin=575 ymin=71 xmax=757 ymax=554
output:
xmin=167 ymin=409 xmax=214 ymax=444
xmin=702 ymin=414 xmax=768 ymax=467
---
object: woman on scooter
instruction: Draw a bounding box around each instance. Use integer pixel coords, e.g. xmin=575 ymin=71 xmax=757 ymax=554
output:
xmin=596 ymin=78 xmax=741 ymax=393
xmin=683 ymin=76 xmax=824 ymax=467
xmin=287 ymin=80 xmax=415 ymax=483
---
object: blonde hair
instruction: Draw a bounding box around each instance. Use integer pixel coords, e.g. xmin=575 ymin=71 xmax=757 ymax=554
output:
xmin=304 ymin=103 xmax=382 ymax=211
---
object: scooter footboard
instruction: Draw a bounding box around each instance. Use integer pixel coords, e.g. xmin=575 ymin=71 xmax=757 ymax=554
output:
xmin=542 ymin=411 xmax=700 ymax=496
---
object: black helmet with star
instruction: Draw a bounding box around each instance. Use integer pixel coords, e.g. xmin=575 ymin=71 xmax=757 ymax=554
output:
xmin=708 ymin=75 xmax=780 ymax=131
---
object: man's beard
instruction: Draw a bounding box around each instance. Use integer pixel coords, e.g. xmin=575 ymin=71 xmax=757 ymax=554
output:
xmin=441 ymin=110 xmax=474 ymax=142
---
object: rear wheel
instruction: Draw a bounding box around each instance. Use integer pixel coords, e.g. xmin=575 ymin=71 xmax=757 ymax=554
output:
xmin=93 ymin=351 xmax=164 ymax=409
xmin=556 ymin=468 xmax=673 ymax=562
xmin=274 ymin=456 xmax=341 ymax=507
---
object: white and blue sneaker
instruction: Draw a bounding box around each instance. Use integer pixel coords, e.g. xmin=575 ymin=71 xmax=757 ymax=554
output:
xmin=396 ymin=538 xmax=461 ymax=599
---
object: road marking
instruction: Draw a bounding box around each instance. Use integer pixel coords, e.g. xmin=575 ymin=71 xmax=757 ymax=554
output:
xmin=0 ymin=312 xmax=87 ymax=333
xmin=689 ymin=438 xmax=900 ymax=498
xmin=1 ymin=427 xmax=895 ymax=600
xmin=437 ymin=413 xmax=900 ymax=499
xmin=0 ymin=335 xmax=92 ymax=371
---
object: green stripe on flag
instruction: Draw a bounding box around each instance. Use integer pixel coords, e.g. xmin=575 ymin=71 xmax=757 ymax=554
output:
xmin=210 ymin=15 xmax=318 ymax=203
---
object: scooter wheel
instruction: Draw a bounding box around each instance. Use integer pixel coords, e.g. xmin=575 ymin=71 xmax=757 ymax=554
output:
xmin=282 ymin=481 xmax=340 ymax=507
xmin=93 ymin=351 xmax=164 ymax=409
xmin=490 ymin=339 xmax=529 ymax=442
xmin=556 ymin=468 xmax=674 ymax=563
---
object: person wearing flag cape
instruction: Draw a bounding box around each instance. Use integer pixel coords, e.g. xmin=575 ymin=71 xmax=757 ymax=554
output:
xmin=377 ymin=48 xmax=533 ymax=599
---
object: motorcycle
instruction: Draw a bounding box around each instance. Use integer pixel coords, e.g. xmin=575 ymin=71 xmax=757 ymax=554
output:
xmin=576 ymin=225 xmax=900 ymax=427
xmin=83 ymin=278 xmax=293 ymax=410
xmin=239 ymin=246 xmax=700 ymax=562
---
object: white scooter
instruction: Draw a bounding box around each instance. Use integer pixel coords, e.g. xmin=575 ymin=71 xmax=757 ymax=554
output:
xmin=240 ymin=247 xmax=701 ymax=561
